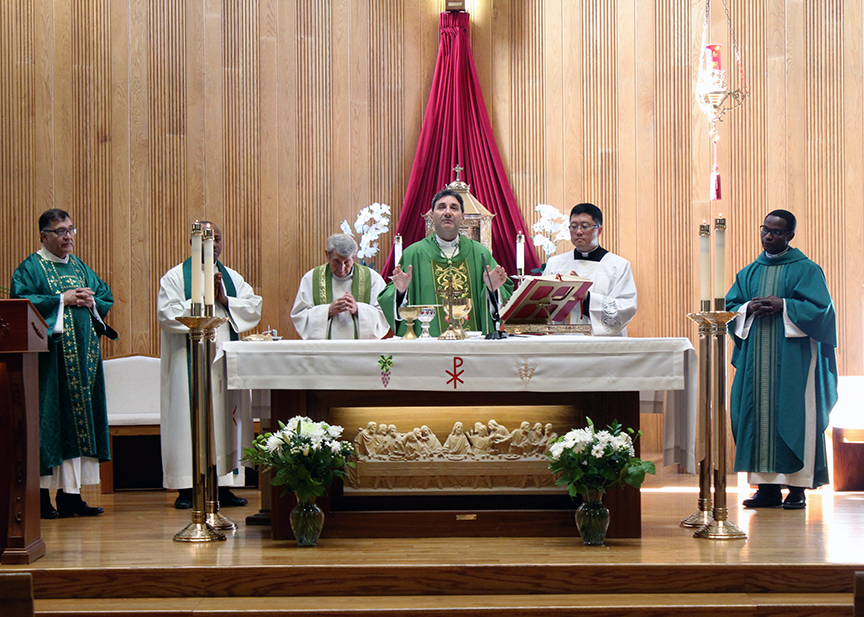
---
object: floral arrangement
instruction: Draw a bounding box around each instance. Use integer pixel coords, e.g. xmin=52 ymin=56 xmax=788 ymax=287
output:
xmin=340 ymin=202 xmax=391 ymax=267
xmin=243 ymin=416 xmax=354 ymax=500
xmin=531 ymin=203 xmax=570 ymax=257
xmin=547 ymin=417 xmax=655 ymax=498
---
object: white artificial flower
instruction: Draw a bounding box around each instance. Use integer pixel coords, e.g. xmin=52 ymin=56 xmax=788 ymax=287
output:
xmin=340 ymin=220 xmax=353 ymax=236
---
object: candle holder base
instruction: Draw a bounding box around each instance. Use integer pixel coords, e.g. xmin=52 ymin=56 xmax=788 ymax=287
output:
xmin=206 ymin=510 xmax=237 ymax=531
xmin=173 ymin=522 xmax=226 ymax=542
xmin=694 ymin=518 xmax=747 ymax=540
xmin=680 ymin=505 xmax=714 ymax=528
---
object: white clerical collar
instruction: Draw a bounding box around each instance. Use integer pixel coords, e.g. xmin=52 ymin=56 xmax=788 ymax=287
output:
xmin=435 ymin=234 xmax=460 ymax=249
xmin=764 ymin=247 xmax=791 ymax=259
xmin=38 ymin=246 xmax=69 ymax=264
xmin=332 ymin=267 xmax=354 ymax=282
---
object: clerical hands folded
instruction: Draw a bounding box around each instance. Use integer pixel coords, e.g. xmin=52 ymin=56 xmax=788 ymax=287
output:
xmin=329 ymin=291 xmax=358 ymax=316
xmin=747 ymin=295 xmax=783 ymax=317
xmin=63 ymin=287 xmax=95 ymax=308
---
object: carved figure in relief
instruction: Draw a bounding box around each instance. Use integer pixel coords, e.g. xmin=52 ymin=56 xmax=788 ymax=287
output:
xmin=419 ymin=425 xmax=443 ymax=454
xmin=526 ymin=422 xmax=545 ymax=454
xmin=508 ymin=421 xmax=532 ymax=454
xmin=469 ymin=424 xmax=491 ymax=456
xmin=487 ymin=419 xmax=512 ymax=454
xmin=442 ymin=422 xmax=473 ymax=456
xmin=354 ymin=421 xmax=379 ymax=457
xmin=542 ymin=424 xmax=558 ymax=453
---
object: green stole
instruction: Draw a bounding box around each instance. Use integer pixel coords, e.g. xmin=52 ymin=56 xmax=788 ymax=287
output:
xmin=181 ymin=258 xmax=239 ymax=342
xmin=311 ymin=263 xmax=373 ymax=339
xmin=35 ymin=255 xmax=107 ymax=470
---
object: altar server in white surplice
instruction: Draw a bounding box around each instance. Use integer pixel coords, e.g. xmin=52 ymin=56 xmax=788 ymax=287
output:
xmin=542 ymin=203 xmax=637 ymax=336
xmin=158 ymin=222 xmax=262 ymax=509
xmin=291 ymin=233 xmax=389 ymax=340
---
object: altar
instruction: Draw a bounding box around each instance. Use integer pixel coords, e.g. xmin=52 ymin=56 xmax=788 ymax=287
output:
xmin=224 ymin=336 xmax=697 ymax=539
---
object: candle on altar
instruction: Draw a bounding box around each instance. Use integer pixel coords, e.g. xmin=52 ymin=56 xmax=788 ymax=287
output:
xmin=714 ymin=216 xmax=726 ymax=302
xmin=394 ymin=235 xmax=403 ymax=264
xmin=516 ymin=232 xmax=525 ymax=271
xmin=699 ymin=222 xmax=711 ymax=304
xmin=191 ymin=221 xmax=203 ymax=306
xmin=203 ymin=225 xmax=215 ymax=306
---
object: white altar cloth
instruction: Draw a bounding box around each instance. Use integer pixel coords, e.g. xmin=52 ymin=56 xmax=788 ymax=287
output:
xmin=223 ymin=336 xmax=697 ymax=473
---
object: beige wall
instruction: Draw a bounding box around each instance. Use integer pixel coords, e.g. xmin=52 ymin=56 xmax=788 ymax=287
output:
xmin=1 ymin=0 xmax=861 ymax=374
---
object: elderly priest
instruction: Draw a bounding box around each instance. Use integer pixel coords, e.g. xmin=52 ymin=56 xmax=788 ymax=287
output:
xmin=157 ymin=222 xmax=262 ymax=509
xmin=291 ymin=233 xmax=389 ymax=340
xmin=379 ymin=189 xmax=513 ymax=337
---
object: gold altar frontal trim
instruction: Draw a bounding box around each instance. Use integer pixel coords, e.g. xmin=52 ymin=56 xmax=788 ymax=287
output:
xmin=503 ymin=323 xmax=592 ymax=335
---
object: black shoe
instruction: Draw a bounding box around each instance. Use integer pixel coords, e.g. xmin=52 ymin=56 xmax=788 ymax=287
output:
xmin=41 ymin=489 xmax=59 ymax=520
xmin=219 ymin=488 xmax=248 ymax=507
xmin=55 ymin=490 xmax=104 ymax=517
xmin=782 ymin=487 xmax=807 ymax=510
xmin=742 ymin=484 xmax=782 ymax=508
xmin=174 ymin=488 xmax=193 ymax=509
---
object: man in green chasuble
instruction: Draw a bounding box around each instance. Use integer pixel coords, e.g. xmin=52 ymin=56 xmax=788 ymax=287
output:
xmin=726 ymin=210 xmax=838 ymax=510
xmin=11 ymin=209 xmax=116 ymax=519
xmin=379 ymin=189 xmax=513 ymax=337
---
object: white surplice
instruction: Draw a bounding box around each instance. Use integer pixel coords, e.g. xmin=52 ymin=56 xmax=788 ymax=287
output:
xmin=542 ymin=248 xmax=637 ymax=336
xmin=291 ymin=266 xmax=389 ymax=340
xmin=158 ymin=262 xmax=262 ymax=490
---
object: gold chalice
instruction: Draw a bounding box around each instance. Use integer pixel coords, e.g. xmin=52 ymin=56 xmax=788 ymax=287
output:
xmin=398 ymin=305 xmax=422 ymax=339
xmin=439 ymin=297 xmax=472 ymax=340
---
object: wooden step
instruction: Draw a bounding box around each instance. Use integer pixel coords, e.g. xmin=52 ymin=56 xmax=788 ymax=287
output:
xmin=34 ymin=593 xmax=853 ymax=617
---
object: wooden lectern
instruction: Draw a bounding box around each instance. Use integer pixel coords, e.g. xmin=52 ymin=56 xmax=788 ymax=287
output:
xmin=0 ymin=299 xmax=48 ymax=564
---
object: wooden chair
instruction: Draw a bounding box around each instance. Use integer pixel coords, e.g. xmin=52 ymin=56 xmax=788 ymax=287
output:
xmin=101 ymin=355 xmax=161 ymax=493
xmin=0 ymin=572 xmax=35 ymax=617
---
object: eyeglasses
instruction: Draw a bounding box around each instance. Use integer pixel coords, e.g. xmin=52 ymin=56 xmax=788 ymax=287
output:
xmin=42 ymin=227 xmax=77 ymax=238
xmin=569 ymin=224 xmax=600 ymax=232
xmin=759 ymin=225 xmax=791 ymax=238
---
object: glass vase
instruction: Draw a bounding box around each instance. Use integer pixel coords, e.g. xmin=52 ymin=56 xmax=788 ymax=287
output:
xmin=575 ymin=490 xmax=609 ymax=546
xmin=289 ymin=493 xmax=324 ymax=547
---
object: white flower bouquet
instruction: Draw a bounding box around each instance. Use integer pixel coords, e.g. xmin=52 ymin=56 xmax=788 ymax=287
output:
xmin=243 ymin=416 xmax=354 ymax=500
xmin=531 ymin=203 xmax=570 ymax=257
xmin=340 ymin=202 xmax=391 ymax=267
xmin=547 ymin=417 xmax=655 ymax=498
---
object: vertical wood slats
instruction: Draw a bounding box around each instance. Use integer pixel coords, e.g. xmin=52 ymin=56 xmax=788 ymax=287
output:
xmin=0 ymin=0 xmax=861 ymax=375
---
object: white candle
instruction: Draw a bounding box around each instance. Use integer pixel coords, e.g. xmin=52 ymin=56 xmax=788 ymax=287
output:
xmin=203 ymin=226 xmax=215 ymax=306
xmin=394 ymin=235 xmax=403 ymax=264
xmin=191 ymin=221 xmax=203 ymax=305
xmin=714 ymin=217 xmax=726 ymax=302
xmin=516 ymin=232 xmax=525 ymax=271
xmin=699 ymin=223 xmax=710 ymax=304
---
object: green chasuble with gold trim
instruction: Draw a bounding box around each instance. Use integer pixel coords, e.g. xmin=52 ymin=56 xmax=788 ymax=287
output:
xmin=378 ymin=235 xmax=513 ymax=337
xmin=310 ymin=263 xmax=373 ymax=339
xmin=726 ymin=248 xmax=838 ymax=488
xmin=11 ymin=253 xmax=114 ymax=475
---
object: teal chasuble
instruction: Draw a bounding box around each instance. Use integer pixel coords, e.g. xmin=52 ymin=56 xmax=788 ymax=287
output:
xmin=726 ymin=248 xmax=838 ymax=487
xmin=378 ymin=235 xmax=513 ymax=337
xmin=310 ymin=263 xmax=373 ymax=339
xmin=11 ymin=253 xmax=114 ymax=475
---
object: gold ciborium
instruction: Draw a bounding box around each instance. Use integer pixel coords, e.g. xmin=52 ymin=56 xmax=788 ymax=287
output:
xmin=439 ymin=297 xmax=472 ymax=340
xmin=398 ymin=305 xmax=422 ymax=339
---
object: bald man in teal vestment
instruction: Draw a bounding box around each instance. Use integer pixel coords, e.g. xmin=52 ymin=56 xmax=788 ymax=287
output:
xmin=726 ymin=210 xmax=838 ymax=510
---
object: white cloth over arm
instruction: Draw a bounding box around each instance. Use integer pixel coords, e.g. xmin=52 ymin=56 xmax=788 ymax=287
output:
xmin=291 ymin=267 xmax=389 ymax=340
xmin=158 ymin=262 xmax=262 ymax=489
xmin=542 ymin=251 xmax=637 ymax=336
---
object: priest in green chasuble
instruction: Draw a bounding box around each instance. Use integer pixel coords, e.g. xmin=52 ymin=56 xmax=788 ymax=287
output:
xmin=11 ymin=209 xmax=116 ymax=519
xmin=291 ymin=233 xmax=389 ymax=340
xmin=379 ymin=189 xmax=513 ymax=337
xmin=726 ymin=209 xmax=838 ymax=510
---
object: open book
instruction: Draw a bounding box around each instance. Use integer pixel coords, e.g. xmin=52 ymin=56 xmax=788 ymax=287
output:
xmin=500 ymin=274 xmax=592 ymax=325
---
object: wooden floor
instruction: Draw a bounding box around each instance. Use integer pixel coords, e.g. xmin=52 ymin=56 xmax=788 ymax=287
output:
xmin=3 ymin=473 xmax=863 ymax=616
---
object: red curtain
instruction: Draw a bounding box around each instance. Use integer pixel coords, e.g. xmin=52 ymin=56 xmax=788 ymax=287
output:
xmin=381 ymin=11 xmax=540 ymax=277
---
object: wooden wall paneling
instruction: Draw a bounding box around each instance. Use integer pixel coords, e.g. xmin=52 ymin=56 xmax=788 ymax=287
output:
xmin=109 ymin=0 xmax=131 ymax=356
xmin=0 ymin=1 xmax=33 ymax=288
xmin=634 ymin=0 xmax=658 ymax=338
xmin=399 ymin=0 xmax=424 ymax=229
xmin=185 ymin=0 xmax=205 ymax=230
xmin=330 ymin=0 xmax=350 ymax=243
xmin=53 ymin=0 xmax=74 ymax=217
xmin=277 ymin=1 xmax=299 ymax=336
xmin=765 ymin=0 xmax=787 ymax=218
xmin=203 ymin=0 xmax=223 ymax=227
xmin=616 ymin=0 xmax=637 ymax=333
xmin=349 ymin=0 xmax=370 ymax=242
xmin=258 ymin=0 xmax=279 ymax=333
xmin=543 ymin=1 xmax=564 ymax=218
xmin=561 ymin=2 xmax=583 ymax=219
xmin=842 ymin=0 xmax=864 ymax=375
xmin=128 ymin=0 xmax=151 ymax=355
xmin=489 ymin=0 xmax=512 ymax=218
xmin=223 ymin=0 xmax=261 ymax=304
xmin=34 ymin=0 xmax=55 ymax=216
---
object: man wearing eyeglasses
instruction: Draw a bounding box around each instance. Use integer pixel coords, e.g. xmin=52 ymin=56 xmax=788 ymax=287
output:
xmin=11 ymin=208 xmax=117 ymax=519
xmin=726 ymin=209 xmax=838 ymax=510
xmin=541 ymin=202 xmax=637 ymax=335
